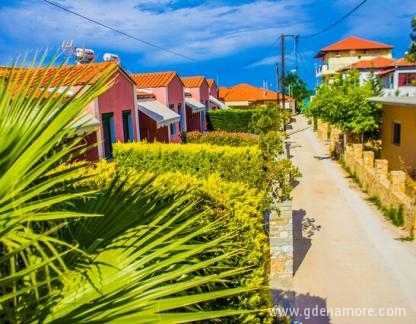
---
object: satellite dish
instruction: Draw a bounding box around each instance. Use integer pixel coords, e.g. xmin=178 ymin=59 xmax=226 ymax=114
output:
xmin=103 ymin=53 xmax=120 ymax=64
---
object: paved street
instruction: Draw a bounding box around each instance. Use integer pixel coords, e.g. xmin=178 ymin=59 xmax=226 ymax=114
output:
xmin=286 ymin=115 xmax=416 ymax=324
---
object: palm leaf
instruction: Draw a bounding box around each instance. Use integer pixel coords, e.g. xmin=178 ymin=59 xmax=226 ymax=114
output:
xmin=0 ymin=53 xmax=116 ymax=319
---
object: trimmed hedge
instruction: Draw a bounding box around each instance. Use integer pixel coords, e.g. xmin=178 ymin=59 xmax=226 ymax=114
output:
xmin=73 ymin=161 xmax=273 ymax=322
xmin=183 ymin=130 xmax=258 ymax=147
xmin=113 ymin=142 xmax=265 ymax=190
xmin=207 ymin=109 xmax=256 ymax=133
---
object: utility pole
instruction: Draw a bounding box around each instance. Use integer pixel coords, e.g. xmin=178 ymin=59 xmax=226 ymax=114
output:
xmin=276 ymin=63 xmax=280 ymax=107
xmin=281 ymin=34 xmax=286 ymax=131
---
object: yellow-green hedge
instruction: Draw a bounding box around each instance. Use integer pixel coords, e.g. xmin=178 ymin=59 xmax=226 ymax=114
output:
xmin=113 ymin=142 xmax=265 ymax=190
xmin=73 ymin=161 xmax=273 ymax=322
xmin=183 ymin=130 xmax=258 ymax=147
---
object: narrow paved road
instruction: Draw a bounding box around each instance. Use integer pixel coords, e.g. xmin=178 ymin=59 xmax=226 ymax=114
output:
xmin=287 ymin=115 xmax=416 ymax=324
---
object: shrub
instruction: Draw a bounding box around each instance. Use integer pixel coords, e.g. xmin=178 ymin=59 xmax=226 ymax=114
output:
xmin=113 ymin=142 xmax=265 ymax=190
xmin=208 ymin=109 xmax=256 ymax=133
xmin=183 ymin=130 xmax=258 ymax=146
xmin=72 ymin=162 xmax=274 ymax=323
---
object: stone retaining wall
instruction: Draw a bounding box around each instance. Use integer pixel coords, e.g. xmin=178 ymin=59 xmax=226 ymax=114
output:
xmin=344 ymin=144 xmax=415 ymax=236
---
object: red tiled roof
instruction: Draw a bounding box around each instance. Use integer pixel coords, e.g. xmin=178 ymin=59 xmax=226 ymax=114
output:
xmin=1 ymin=62 xmax=119 ymax=87
xmin=218 ymin=87 xmax=232 ymax=100
xmin=340 ymin=56 xmax=416 ymax=73
xmin=207 ymin=79 xmax=216 ymax=88
xmin=137 ymin=90 xmax=156 ymax=98
xmin=181 ymin=76 xmax=207 ymax=88
xmin=130 ymin=71 xmax=179 ymax=88
xmin=316 ymin=36 xmax=393 ymax=58
xmin=394 ymin=58 xmax=416 ymax=67
xmin=346 ymin=56 xmax=395 ymax=70
xmin=321 ymin=36 xmax=392 ymax=52
xmin=219 ymin=83 xmax=293 ymax=102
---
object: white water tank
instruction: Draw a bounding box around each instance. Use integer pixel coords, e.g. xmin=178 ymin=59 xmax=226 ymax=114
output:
xmin=103 ymin=53 xmax=120 ymax=64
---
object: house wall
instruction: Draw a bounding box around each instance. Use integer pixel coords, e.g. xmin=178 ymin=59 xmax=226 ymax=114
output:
xmin=138 ymin=112 xmax=169 ymax=143
xmin=318 ymin=48 xmax=392 ymax=83
xmin=209 ymin=84 xmax=217 ymax=98
xmin=97 ymin=70 xmax=137 ymax=142
xmin=381 ymin=103 xmax=416 ymax=172
xmin=186 ymin=106 xmax=202 ymax=131
xmin=167 ymin=77 xmax=184 ymax=142
xmin=82 ymin=132 xmax=99 ymax=161
xmin=325 ymin=49 xmax=392 ymax=72
xmin=142 ymin=84 xmax=182 ymax=142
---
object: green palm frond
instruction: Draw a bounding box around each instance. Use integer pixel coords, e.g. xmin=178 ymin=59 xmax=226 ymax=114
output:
xmin=46 ymin=197 xmax=259 ymax=323
xmin=0 ymin=53 xmax=116 ymax=319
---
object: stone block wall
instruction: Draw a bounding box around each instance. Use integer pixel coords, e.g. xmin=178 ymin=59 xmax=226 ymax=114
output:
xmin=269 ymin=199 xmax=293 ymax=283
xmin=344 ymin=144 xmax=415 ymax=235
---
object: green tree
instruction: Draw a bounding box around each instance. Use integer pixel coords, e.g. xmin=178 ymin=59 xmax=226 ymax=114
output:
xmin=283 ymin=72 xmax=312 ymax=112
xmin=0 ymin=56 xmax=265 ymax=322
xmin=307 ymin=69 xmax=382 ymax=142
xmin=405 ymin=16 xmax=416 ymax=62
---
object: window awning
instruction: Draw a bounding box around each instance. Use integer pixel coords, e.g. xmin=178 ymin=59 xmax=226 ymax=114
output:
xmin=67 ymin=112 xmax=100 ymax=136
xmin=138 ymin=99 xmax=180 ymax=128
xmin=185 ymin=97 xmax=205 ymax=112
xmin=377 ymin=68 xmax=395 ymax=76
xmin=209 ymin=95 xmax=229 ymax=109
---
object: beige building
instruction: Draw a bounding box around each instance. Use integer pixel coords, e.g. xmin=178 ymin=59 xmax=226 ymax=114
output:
xmin=369 ymin=96 xmax=416 ymax=174
xmin=316 ymin=36 xmax=393 ymax=84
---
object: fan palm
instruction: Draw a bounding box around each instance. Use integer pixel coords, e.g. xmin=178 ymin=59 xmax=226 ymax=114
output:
xmin=0 ymin=54 xmax=264 ymax=323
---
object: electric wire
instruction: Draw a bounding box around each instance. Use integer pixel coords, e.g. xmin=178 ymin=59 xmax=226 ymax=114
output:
xmin=41 ymin=0 xmax=196 ymax=62
xmin=301 ymin=0 xmax=368 ymax=39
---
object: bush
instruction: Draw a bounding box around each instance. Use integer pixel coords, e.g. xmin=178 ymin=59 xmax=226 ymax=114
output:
xmin=113 ymin=142 xmax=265 ymax=190
xmin=183 ymin=130 xmax=258 ymax=147
xmin=73 ymin=161 xmax=273 ymax=323
xmin=208 ymin=109 xmax=256 ymax=133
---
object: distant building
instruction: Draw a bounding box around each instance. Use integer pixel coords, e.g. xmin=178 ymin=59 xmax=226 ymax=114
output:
xmin=218 ymin=83 xmax=294 ymax=110
xmin=339 ymin=57 xmax=416 ymax=96
xmin=369 ymin=96 xmax=416 ymax=174
xmin=315 ymin=36 xmax=393 ymax=84
xmin=130 ymin=72 xmax=183 ymax=143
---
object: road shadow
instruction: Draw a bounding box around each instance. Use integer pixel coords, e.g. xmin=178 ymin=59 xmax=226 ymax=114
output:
xmin=271 ymin=289 xmax=330 ymax=324
xmin=293 ymin=209 xmax=321 ymax=275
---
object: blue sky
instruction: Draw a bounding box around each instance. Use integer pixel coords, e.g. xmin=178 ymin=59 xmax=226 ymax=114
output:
xmin=0 ymin=0 xmax=415 ymax=90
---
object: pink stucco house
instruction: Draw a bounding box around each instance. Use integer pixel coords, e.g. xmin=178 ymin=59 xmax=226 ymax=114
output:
xmin=16 ymin=62 xmax=139 ymax=160
xmin=130 ymin=72 xmax=183 ymax=143
xmin=207 ymin=78 xmax=227 ymax=109
xmin=181 ymin=76 xmax=210 ymax=132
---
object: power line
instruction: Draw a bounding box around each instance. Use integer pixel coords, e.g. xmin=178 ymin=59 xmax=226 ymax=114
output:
xmin=301 ymin=0 xmax=368 ymax=39
xmin=40 ymin=0 xmax=196 ymax=62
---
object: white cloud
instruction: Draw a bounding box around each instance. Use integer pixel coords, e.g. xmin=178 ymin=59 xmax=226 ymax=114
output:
xmin=0 ymin=0 xmax=312 ymax=64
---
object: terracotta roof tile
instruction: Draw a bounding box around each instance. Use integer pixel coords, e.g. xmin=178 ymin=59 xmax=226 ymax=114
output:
xmin=394 ymin=58 xmax=416 ymax=67
xmin=1 ymin=62 xmax=120 ymax=98
xmin=345 ymin=56 xmax=395 ymax=70
xmin=130 ymin=71 xmax=178 ymax=88
xmin=207 ymin=79 xmax=216 ymax=87
xmin=181 ymin=76 xmax=207 ymax=88
xmin=219 ymin=83 xmax=293 ymax=102
xmin=321 ymin=36 xmax=392 ymax=52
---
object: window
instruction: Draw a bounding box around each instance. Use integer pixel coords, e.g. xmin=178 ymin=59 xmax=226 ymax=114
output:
xmin=398 ymin=73 xmax=416 ymax=87
xmin=169 ymin=104 xmax=176 ymax=136
xmin=102 ymin=113 xmax=115 ymax=158
xmin=178 ymin=103 xmax=183 ymax=131
xmin=122 ymin=110 xmax=133 ymax=142
xmin=392 ymin=122 xmax=401 ymax=145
